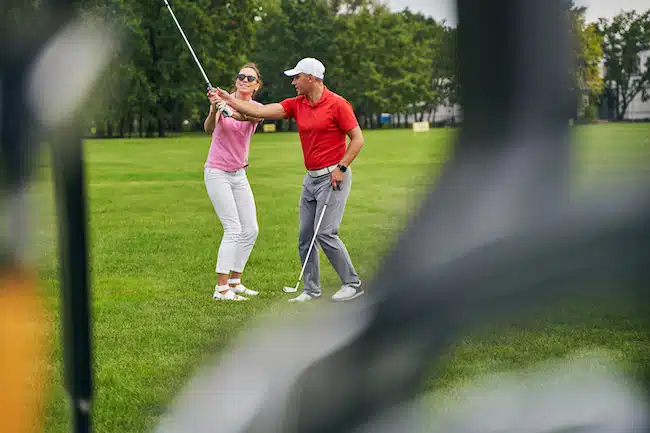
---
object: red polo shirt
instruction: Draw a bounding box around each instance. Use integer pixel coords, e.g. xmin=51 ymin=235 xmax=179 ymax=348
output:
xmin=280 ymin=87 xmax=358 ymax=170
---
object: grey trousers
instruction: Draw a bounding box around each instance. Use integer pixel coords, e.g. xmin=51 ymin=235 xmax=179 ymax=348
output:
xmin=298 ymin=167 xmax=360 ymax=296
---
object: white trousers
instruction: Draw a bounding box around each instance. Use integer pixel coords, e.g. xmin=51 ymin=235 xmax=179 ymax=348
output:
xmin=204 ymin=167 xmax=259 ymax=274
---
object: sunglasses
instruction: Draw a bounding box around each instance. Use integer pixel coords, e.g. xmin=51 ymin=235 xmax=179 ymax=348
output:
xmin=236 ymin=74 xmax=257 ymax=82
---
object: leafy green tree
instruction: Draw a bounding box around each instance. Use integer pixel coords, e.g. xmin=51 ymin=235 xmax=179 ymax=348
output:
xmin=250 ymin=0 xmax=298 ymax=106
xmin=427 ymin=24 xmax=457 ymax=122
xmin=598 ymin=10 xmax=650 ymax=120
xmin=567 ymin=2 xmax=604 ymax=120
xmin=80 ymin=0 xmax=260 ymax=137
xmin=332 ymin=1 xmax=389 ymax=128
xmin=251 ymin=0 xmax=343 ymax=130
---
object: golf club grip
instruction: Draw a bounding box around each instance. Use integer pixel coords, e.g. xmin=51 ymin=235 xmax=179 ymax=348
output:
xmin=207 ymin=85 xmax=234 ymax=118
xmin=220 ymin=104 xmax=234 ymax=118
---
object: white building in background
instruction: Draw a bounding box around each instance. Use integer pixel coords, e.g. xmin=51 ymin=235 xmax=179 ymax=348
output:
xmin=623 ymin=49 xmax=650 ymax=120
xmin=403 ymin=103 xmax=462 ymax=125
xmin=404 ymin=49 xmax=650 ymax=124
xmin=600 ymin=49 xmax=650 ymax=120
xmin=401 ymin=98 xmax=462 ymax=126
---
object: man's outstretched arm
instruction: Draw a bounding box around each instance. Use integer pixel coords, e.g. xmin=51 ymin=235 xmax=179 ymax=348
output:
xmin=215 ymin=88 xmax=286 ymax=120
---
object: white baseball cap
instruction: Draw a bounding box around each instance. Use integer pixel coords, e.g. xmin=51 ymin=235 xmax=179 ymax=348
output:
xmin=283 ymin=57 xmax=325 ymax=80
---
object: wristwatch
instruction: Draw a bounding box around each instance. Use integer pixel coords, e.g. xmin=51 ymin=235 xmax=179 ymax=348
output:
xmin=337 ymin=163 xmax=347 ymax=172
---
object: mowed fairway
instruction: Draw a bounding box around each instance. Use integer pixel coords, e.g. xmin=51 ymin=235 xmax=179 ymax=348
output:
xmin=33 ymin=124 xmax=650 ymax=432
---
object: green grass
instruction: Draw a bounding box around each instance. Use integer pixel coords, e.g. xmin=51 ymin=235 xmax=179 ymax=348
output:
xmin=32 ymin=124 xmax=650 ymax=432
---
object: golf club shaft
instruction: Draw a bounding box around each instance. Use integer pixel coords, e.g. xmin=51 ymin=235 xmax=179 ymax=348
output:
xmin=294 ymin=187 xmax=334 ymax=288
xmin=294 ymin=207 xmax=326 ymax=288
xmin=162 ymin=0 xmax=212 ymax=89
xmin=162 ymin=0 xmax=233 ymax=117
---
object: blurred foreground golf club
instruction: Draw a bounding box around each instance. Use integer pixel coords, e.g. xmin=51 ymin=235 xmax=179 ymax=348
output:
xmin=1 ymin=3 xmax=118 ymax=432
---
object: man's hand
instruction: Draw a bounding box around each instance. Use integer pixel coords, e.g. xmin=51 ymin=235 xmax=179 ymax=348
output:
xmin=216 ymin=87 xmax=234 ymax=103
xmin=330 ymin=167 xmax=344 ymax=190
xmin=215 ymin=88 xmax=287 ymax=120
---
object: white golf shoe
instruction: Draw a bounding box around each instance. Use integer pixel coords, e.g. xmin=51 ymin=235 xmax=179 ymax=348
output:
xmin=331 ymin=284 xmax=364 ymax=302
xmin=230 ymin=283 xmax=258 ymax=297
xmin=288 ymin=292 xmax=320 ymax=303
xmin=227 ymin=279 xmax=258 ymax=296
xmin=213 ymin=285 xmax=247 ymax=301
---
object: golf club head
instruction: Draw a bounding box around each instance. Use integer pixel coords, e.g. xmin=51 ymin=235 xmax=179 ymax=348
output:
xmin=283 ymin=285 xmax=298 ymax=293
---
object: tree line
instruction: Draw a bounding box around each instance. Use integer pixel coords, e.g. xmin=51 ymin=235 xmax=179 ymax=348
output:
xmin=9 ymin=0 xmax=650 ymax=137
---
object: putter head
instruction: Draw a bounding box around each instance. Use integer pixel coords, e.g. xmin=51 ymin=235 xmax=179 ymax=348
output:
xmin=283 ymin=286 xmax=298 ymax=293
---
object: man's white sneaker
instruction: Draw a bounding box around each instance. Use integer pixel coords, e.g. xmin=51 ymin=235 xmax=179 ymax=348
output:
xmin=331 ymin=284 xmax=364 ymax=302
xmin=213 ymin=286 xmax=247 ymax=301
xmin=288 ymin=292 xmax=320 ymax=303
xmin=230 ymin=283 xmax=259 ymax=296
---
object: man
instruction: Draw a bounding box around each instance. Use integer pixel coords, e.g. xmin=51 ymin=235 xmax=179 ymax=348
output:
xmin=214 ymin=57 xmax=365 ymax=303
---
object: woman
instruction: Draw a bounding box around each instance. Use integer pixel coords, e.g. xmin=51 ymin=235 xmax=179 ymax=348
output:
xmin=204 ymin=63 xmax=264 ymax=301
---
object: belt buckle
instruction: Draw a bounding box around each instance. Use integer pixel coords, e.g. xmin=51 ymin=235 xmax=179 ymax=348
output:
xmin=309 ymin=164 xmax=335 ymax=178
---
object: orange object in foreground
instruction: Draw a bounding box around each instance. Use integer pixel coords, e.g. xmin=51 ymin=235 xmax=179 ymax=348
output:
xmin=0 ymin=266 xmax=51 ymax=433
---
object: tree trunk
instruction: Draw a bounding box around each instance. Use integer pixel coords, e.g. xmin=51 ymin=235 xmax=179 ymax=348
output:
xmin=146 ymin=118 xmax=155 ymax=138
xmin=617 ymin=98 xmax=626 ymax=120
xmin=158 ymin=118 xmax=166 ymax=137
xmin=172 ymin=105 xmax=183 ymax=132
xmin=95 ymin=122 xmax=105 ymax=138
xmin=127 ymin=116 xmax=133 ymax=138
